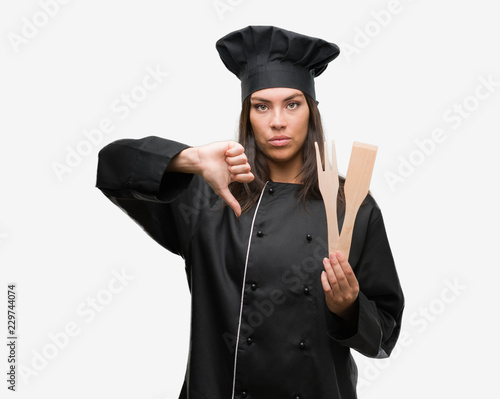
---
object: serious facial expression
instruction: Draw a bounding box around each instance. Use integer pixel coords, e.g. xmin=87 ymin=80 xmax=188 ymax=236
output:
xmin=249 ymin=87 xmax=310 ymax=167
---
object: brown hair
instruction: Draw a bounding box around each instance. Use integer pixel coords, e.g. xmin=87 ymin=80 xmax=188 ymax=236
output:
xmin=229 ymin=92 xmax=345 ymax=215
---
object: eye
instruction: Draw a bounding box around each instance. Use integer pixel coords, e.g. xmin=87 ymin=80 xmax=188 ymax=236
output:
xmin=287 ymin=101 xmax=300 ymax=110
xmin=254 ymin=104 xmax=268 ymax=111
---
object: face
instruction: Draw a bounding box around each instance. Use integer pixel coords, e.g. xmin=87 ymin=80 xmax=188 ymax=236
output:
xmin=249 ymin=87 xmax=310 ymax=168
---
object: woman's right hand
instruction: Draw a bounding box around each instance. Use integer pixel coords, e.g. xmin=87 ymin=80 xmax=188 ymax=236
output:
xmin=169 ymin=141 xmax=254 ymax=216
xmin=197 ymin=141 xmax=254 ymax=216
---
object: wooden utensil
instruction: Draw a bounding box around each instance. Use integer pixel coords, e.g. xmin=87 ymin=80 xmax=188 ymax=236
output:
xmin=315 ymin=141 xmax=377 ymax=260
xmin=314 ymin=141 xmax=340 ymax=254
xmin=337 ymin=142 xmax=377 ymax=260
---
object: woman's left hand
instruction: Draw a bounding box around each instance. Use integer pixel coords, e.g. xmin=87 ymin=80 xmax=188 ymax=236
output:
xmin=321 ymin=251 xmax=359 ymax=323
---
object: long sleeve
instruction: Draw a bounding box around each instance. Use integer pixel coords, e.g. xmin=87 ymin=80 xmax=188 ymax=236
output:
xmin=325 ymin=199 xmax=405 ymax=358
xmin=96 ymin=136 xmax=218 ymax=258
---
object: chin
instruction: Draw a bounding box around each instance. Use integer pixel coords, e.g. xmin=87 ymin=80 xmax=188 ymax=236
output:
xmin=266 ymin=153 xmax=297 ymax=164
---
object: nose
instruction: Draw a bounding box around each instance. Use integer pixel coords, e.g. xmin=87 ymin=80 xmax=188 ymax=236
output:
xmin=270 ymin=109 xmax=287 ymax=130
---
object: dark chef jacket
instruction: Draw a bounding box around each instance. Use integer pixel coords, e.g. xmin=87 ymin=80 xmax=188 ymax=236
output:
xmin=96 ymin=136 xmax=405 ymax=399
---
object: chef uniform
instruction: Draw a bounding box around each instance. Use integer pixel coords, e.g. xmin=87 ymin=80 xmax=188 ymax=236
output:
xmin=96 ymin=26 xmax=404 ymax=399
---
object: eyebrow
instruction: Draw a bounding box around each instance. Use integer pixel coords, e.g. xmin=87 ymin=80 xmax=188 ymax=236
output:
xmin=250 ymin=93 xmax=304 ymax=103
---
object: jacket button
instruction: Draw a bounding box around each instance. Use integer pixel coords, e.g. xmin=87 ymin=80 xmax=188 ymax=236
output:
xmin=303 ymin=286 xmax=310 ymax=295
xmin=257 ymin=230 xmax=264 ymax=237
xmin=294 ymin=395 xmax=301 ymax=399
xmin=251 ymin=283 xmax=257 ymax=291
xmin=242 ymin=391 xmax=248 ymax=398
xmin=299 ymin=341 xmax=306 ymax=350
xmin=306 ymin=234 xmax=312 ymax=242
xmin=269 ymin=187 xmax=274 ymax=194
xmin=247 ymin=337 xmax=253 ymax=345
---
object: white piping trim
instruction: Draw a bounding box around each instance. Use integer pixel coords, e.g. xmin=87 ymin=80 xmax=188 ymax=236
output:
xmin=231 ymin=182 xmax=269 ymax=399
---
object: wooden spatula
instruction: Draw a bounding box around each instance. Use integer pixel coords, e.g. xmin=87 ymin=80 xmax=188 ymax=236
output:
xmin=315 ymin=141 xmax=377 ymax=260
xmin=337 ymin=142 xmax=377 ymax=260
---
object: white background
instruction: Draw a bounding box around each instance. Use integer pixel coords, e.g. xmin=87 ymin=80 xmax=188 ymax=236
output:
xmin=1 ymin=1 xmax=499 ymax=398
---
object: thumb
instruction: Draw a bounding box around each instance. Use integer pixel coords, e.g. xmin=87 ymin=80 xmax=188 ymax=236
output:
xmin=218 ymin=186 xmax=242 ymax=217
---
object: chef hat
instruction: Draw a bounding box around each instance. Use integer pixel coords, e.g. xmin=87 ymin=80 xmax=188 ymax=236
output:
xmin=216 ymin=25 xmax=340 ymax=102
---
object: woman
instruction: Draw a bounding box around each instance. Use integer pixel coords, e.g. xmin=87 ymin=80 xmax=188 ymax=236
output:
xmin=97 ymin=26 xmax=404 ymax=399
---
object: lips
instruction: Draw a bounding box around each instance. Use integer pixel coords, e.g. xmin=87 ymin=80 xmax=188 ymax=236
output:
xmin=269 ymin=135 xmax=291 ymax=147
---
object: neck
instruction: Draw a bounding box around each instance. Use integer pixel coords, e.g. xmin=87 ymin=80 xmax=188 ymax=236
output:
xmin=267 ymin=158 xmax=303 ymax=184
